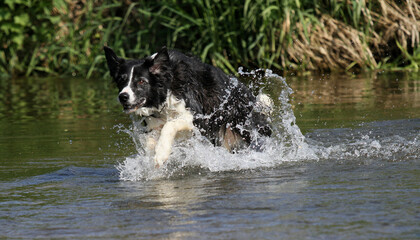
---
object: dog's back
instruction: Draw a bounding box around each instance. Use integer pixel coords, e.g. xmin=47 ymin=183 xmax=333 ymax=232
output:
xmin=165 ymin=50 xmax=272 ymax=151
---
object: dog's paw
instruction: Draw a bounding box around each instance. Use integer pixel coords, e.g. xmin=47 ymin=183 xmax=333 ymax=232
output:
xmin=153 ymin=154 xmax=167 ymax=168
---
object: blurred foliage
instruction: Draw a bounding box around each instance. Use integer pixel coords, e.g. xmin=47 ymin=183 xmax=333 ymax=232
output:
xmin=0 ymin=0 xmax=419 ymax=78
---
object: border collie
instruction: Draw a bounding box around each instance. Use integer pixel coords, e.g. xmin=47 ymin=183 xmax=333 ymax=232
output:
xmin=104 ymin=46 xmax=273 ymax=167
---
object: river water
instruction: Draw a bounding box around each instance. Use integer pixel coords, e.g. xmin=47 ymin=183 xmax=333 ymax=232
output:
xmin=0 ymin=71 xmax=419 ymax=239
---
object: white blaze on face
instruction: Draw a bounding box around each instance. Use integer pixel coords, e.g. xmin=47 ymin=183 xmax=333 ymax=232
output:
xmin=119 ymin=66 xmax=136 ymax=105
xmin=118 ymin=53 xmax=157 ymax=105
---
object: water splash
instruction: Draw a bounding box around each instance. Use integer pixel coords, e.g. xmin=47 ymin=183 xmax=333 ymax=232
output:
xmin=306 ymin=120 xmax=420 ymax=163
xmin=116 ymin=69 xmax=316 ymax=180
xmin=115 ymin=70 xmax=420 ymax=181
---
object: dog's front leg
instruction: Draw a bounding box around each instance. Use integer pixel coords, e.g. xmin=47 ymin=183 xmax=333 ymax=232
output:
xmin=145 ymin=130 xmax=160 ymax=155
xmin=153 ymin=118 xmax=193 ymax=168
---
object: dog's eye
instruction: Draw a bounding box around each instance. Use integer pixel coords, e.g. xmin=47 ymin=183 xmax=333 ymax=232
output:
xmin=137 ymin=77 xmax=148 ymax=85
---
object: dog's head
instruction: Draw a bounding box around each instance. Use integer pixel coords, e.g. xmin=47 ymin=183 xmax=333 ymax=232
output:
xmin=104 ymin=46 xmax=171 ymax=114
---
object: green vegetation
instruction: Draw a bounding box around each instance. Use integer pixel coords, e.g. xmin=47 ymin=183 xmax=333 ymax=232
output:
xmin=0 ymin=0 xmax=419 ymax=78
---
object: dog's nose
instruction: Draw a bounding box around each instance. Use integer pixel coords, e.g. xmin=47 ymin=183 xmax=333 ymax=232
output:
xmin=119 ymin=92 xmax=129 ymax=103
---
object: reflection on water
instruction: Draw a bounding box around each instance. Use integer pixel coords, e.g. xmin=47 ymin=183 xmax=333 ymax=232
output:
xmin=287 ymin=71 xmax=420 ymax=130
xmin=0 ymin=77 xmax=122 ymax=121
xmin=0 ymin=71 xmax=418 ymax=125
xmin=0 ymin=77 xmax=133 ymax=180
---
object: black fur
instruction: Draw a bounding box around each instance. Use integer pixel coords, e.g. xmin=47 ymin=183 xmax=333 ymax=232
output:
xmin=104 ymin=46 xmax=272 ymax=150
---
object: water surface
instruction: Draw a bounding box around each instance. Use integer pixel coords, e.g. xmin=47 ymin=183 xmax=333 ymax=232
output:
xmin=0 ymin=71 xmax=419 ymax=239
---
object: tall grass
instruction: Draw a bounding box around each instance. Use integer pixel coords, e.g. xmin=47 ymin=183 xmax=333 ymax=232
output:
xmin=0 ymin=0 xmax=419 ymax=78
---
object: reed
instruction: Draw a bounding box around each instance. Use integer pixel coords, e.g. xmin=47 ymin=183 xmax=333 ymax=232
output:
xmin=0 ymin=0 xmax=418 ymax=78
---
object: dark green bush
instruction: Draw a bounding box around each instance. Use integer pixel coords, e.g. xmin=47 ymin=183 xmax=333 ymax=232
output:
xmin=0 ymin=0 xmax=418 ymax=78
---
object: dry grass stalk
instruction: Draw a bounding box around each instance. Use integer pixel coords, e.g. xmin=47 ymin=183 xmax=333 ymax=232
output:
xmin=285 ymin=0 xmax=419 ymax=71
xmin=373 ymin=0 xmax=420 ymax=49
xmin=287 ymin=15 xmax=378 ymax=70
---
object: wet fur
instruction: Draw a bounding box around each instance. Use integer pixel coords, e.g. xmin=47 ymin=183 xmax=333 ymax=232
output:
xmin=104 ymin=46 xmax=272 ymax=167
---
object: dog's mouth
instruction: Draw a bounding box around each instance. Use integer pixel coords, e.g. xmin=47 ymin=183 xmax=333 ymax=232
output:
xmin=122 ymin=98 xmax=146 ymax=114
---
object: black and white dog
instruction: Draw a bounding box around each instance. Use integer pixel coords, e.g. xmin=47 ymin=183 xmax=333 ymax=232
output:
xmin=104 ymin=46 xmax=273 ymax=167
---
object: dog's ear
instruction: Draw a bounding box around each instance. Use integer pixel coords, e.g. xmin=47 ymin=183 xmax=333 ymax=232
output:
xmin=150 ymin=46 xmax=170 ymax=75
xmin=104 ymin=46 xmax=123 ymax=78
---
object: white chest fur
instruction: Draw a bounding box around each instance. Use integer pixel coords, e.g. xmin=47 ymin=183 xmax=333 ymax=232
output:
xmin=137 ymin=93 xmax=194 ymax=130
xmin=136 ymin=92 xmax=194 ymax=167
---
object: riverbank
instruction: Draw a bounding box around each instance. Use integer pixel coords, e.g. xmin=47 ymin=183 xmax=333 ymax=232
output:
xmin=0 ymin=0 xmax=419 ymax=78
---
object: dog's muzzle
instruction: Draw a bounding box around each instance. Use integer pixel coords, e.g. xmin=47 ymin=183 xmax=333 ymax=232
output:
xmin=119 ymin=94 xmax=147 ymax=113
